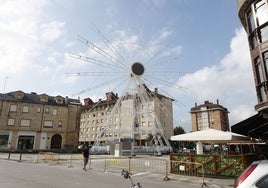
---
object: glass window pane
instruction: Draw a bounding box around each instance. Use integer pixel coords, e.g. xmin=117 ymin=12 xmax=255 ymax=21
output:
xmin=264 ymin=52 xmax=268 ymax=78
xmin=255 ymin=1 xmax=268 ymax=26
xmin=0 ymin=134 xmax=9 ymax=148
xmin=250 ymin=35 xmax=258 ymax=49
xmin=8 ymin=118 xmax=15 ymax=126
xmin=21 ymin=119 xmax=30 ymax=126
xmin=44 ymin=121 xmax=53 ymax=128
xmin=247 ymin=10 xmax=255 ymax=33
xmin=10 ymin=105 xmax=17 ymax=112
xmin=22 ymin=106 xmax=29 ymax=113
xmin=260 ymin=25 xmax=268 ymax=42
xmin=260 ymin=85 xmax=266 ymax=102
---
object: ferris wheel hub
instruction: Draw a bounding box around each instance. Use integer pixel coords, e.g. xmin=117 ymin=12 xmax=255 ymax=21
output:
xmin=131 ymin=62 xmax=144 ymax=76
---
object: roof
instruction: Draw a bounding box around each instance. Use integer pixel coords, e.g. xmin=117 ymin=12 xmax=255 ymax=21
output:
xmin=190 ymin=100 xmax=228 ymax=112
xmin=0 ymin=91 xmax=81 ymax=106
xmin=171 ymin=128 xmax=253 ymax=143
xmin=231 ymin=112 xmax=268 ymax=140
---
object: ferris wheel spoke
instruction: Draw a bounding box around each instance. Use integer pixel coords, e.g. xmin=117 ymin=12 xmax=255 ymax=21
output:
xmin=67 ymin=72 xmax=123 ymax=77
xmin=69 ymin=52 xmax=125 ymax=71
xmin=91 ymin=23 xmax=129 ymax=68
xmin=144 ymin=74 xmax=188 ymax=92
xmin=77 ymin=35 xmax=128 ymax=71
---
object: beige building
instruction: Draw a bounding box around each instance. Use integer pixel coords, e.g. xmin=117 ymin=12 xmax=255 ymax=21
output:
xmin=79 ymin=88 xmax=174 ymax=146
xmin=0 ymin=91 xmax=81 ymax=150
xmin=190 ymin=100 xmax=230 ymax=132
xmin=231 ymin=0 xmax=268 ymax=140
xmin=237 ymin=0 xmax=268 ymax=112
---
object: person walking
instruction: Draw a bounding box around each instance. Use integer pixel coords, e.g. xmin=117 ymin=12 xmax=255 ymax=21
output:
xmin=82 ymin=144 xmax=89 ymax=171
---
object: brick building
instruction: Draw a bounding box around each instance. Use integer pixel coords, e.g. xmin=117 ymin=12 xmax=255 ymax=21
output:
xmin=0 ymin=91 xmax=81 ymax=150
xmin=190 ymin=100 xmax=230 ymax=131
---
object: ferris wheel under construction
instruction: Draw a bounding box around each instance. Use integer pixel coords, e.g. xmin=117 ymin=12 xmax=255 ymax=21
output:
xmin=68 ymin=23 xmax=184 ymax=155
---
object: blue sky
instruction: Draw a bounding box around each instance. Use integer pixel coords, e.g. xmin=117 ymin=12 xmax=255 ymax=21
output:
xmin=0 ymin=0 xmax=257 ymax=132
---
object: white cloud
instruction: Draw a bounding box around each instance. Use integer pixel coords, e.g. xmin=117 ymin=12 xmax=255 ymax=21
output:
xmin=176 ymin=27 xmax=256 ymax=127
xmin=40 ymin=21 xmax=65 ymax=42
xmin=0 ymin=0 xmax=66 ymax=75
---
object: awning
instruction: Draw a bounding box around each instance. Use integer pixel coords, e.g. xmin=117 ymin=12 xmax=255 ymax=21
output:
xmin=171 ymin=128 xmax=252 ymax=143
xmin=231 ymin=112 xmax=268 ymax=140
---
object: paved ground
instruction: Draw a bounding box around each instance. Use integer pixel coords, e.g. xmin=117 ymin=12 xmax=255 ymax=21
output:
xmin=0 ymin=158 xmax=234 ymax=188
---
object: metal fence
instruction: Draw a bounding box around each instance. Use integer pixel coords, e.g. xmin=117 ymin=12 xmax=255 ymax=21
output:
xmin=0 ymin=151 xmax=207 ymax=187
xmin=170 ymin=160 xmax=207 ymax=187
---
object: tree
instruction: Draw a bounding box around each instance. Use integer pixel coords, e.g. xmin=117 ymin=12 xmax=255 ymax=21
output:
xmin=173 ymin=126 xmax=185 ymax=135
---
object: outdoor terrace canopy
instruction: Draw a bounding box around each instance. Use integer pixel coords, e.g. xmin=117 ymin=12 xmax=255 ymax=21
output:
xmin=171 ymin=128 xmax=255 ymax=154
xmin=171 ymin=128 xmax=252 ymax=143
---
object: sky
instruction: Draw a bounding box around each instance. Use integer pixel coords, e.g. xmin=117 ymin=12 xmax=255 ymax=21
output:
xmin=0 ymin=0 xmax=258 ymax=132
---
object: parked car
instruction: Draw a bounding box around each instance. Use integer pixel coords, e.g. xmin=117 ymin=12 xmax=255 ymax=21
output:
xmin=234 ymin=160 xmax=268 ymax=188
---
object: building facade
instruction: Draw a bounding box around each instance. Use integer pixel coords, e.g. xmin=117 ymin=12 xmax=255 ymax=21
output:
xmin=231 ymin=0 xmax=268 ymax=140
xmin=0 ymin=91 xmax=81 ymax=151
xmin=79 ymin=88 xmax=174 ymax=146
xmin=237 ymin=0 xmax=268 ymax=112
xmin=190 ymin=100 xmax=230 ymax=131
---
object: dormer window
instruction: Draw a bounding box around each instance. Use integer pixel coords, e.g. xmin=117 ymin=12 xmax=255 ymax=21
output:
xmin=14 ymin=91 xmax=24 ymax=100
xmin=40 ymin=94 xmax=49 ymax=102
xmin=55 ymin=96 xmax=64 ymax=104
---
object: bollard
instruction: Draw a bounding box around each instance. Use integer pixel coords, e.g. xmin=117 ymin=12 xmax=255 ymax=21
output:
xmin=8 ymin=151 xmax=11 ymax=159
xmin=19 ymin=150 xmax=22 ymax=161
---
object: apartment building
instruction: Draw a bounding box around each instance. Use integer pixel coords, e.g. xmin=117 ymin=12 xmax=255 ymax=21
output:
xmin=190 ymin=100 xmax=230 ymax=131
xmin=232 ymin=0 xmax=268 ymax=140
xmin=79 ymin=88 xmax=174 ymax=146
xmin=0 ymin=91 xmax=81 ymax=150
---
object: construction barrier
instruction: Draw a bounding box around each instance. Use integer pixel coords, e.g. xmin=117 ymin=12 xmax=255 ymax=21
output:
xmin=36 ymin=152 xmax=60 ymax=164
xmin=170 ymin=160 xmax=207 ymax=187
xmin=0 ymin=151 xmax=207 ymax=186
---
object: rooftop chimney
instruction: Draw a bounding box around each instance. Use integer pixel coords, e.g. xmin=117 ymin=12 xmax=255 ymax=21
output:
xmin=84 ymin=98 xmax=93 ymax=106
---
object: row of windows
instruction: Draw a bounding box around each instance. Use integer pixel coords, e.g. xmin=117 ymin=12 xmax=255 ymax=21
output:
xmin=80 ymin=120 xmax=153 ymax=135
xmin=247 ymin=0 xmax=268 ymax=49
xmin=9 ymin=104 xmax=58 ymax=115
xmin=7 ymin=118 xmax=62 ymax=128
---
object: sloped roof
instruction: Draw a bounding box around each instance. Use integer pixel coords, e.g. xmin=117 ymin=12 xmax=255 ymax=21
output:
xmin=0 ymin=91 xmax=81 ymax=106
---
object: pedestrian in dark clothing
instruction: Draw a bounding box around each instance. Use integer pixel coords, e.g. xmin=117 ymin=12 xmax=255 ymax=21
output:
xmin=82 ymin=145 xmax=89 ymax=171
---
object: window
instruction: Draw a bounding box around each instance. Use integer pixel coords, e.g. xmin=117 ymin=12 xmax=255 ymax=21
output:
xmin=22 ymin=106 xmax=29 ymax=113
xmin=263 ymin=51 xmax=268 ymax=77
xmin=260 ymin=85 xmax=266 ymax=102
xmin=0 ymin=133 xmax=9 ymax=148
xmin=255 ymin=0 xmax=268 ymax=26
xmin=7 ymin=118 xmax=15 ymax=126
xmin=10 ymin=105 xmax=17 ymax=112
xmin=52 ymin=109 xmax=57 ymax=115
xmin=247 ymin=8 xmax=255 ymax=33
xmin=37 ymin=107 xmax=41 ymax=113
xmin=256 ymin=175 xmax=268 ymax=188
xmin=58 ymin=121 xmax=62 ymax=128
xmin=45 ymin=108 xmax=49 ymax=114
xmin=255 ymin=57 xmax=264 ymax=84
xmin=20 ymin=119 xmax=31 ymax=127
xmin=260 ymin=25 xmax=268 ymax=43
xmin=250 ymin=34 xmax=258 ymax=49
xmin=44 ymin=121 xmax=53 ymax=128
